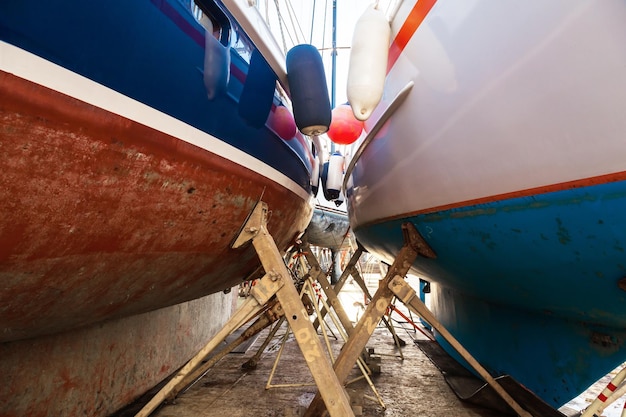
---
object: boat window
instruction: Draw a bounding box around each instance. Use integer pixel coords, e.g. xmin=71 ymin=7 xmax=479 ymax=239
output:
xmin=229 ymin=26 xmax=253 ymax=62
xmin=191 ymin=0 xmax=230 ymax=46
xmin=190 ymin=0 xmax=255 ymax=63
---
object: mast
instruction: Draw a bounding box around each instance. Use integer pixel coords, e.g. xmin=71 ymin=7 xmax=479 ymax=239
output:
xmin=330 ymin=0 xmax=337 ymax=153
xmin=331 ymin=0 xmax=337 ymax=109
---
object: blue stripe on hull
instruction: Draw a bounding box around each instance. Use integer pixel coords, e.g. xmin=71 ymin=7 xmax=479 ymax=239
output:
xmin=0 ymin=0 xmax=312 ymax=190
xmin=354 ymin=179 xmax=626 ymax=405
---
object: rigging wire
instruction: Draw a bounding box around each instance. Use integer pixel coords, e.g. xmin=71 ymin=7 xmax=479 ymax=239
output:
xmin=309 ymin=0 xmax=316 ymax=44
xmin=321 ymin=0 xmax=328 ymax=53
xmin=272 ymin=0 xmax=288 ymax=53
xmin=284 ymin=0 xmax=307 ymax=45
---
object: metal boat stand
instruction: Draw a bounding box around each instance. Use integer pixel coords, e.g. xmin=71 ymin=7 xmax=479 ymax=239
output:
xmin=299 ymin=239 xmax=359 ymax=339
xmin=302 ymin=222 xmax=535 ymax=417
xmin=311 ymin=244 xmax=364 ymax=330
xmin=292 ymin=244 xmax=387 ymax=408
xmin=388 ymin=276 xmax=534 ymax=417
xmin=302 ymin=222 xmax=431 ymax=417
xmin=135 ymin=201 xmax=355 ymax=417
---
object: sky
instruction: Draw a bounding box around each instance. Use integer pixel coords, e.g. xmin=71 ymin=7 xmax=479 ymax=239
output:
xmin=257 ymin=0 xmax=373 ymax=106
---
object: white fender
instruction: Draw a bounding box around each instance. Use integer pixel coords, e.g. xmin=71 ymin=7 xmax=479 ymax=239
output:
xmin=311 ymin=155 xmax=320 ymax=194
xmin=334 ymin=186 xmax=345 ymax=207
xmin=326 ymin=151 xmax=344 ymax=201
xmin=311 ymin=134 xmax=326 ymax=163
xmin=347 ymin=5 xmax=390 ymax=121
xmin=311 ymin=134 xmax=326 ymax=196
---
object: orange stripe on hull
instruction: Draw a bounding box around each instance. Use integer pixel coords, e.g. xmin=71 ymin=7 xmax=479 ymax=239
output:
xmin=383 ymin=171 xmax=626 ymax=223
xmin=387 ymin=0 xmax=437 ymax=73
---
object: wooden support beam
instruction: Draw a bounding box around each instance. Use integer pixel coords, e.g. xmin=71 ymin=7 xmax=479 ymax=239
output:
xmin=300 ymin=241 xmax=355 ymax=336
xmin=237 ymin=202 xmax=355 ymax=417
xmin=388 ymin=276 xmax=533 ymax=417
xmin=303 ymin=222 xmax=433 ymax=417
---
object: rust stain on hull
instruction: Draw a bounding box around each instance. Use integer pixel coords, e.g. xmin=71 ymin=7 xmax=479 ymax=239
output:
xmin=0 ymin=292 xmax=235 ymax=417
xmin=0 ymin=72 xmax=313 ymax=342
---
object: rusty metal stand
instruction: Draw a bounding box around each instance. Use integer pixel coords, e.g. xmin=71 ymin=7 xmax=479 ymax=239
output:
xmin=306 ymin=243 xmax=403 ymax=358
xmin=241 ymin=315 xmax=286 ymax=371
xmin=300 ymin=240 xmax=357 ymax=337
xmin=135 ymin=202 xmax=354 ymax=417
xmin=342 ymin=254 xmax=406 ymax=360
xmin=318 ymin=245 xmax=364 ymax=318
xmin=169 ymin=302 xmax=282 ymax=401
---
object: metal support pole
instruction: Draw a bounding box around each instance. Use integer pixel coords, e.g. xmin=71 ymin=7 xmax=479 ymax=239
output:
xmin=334 ymin=246 xmax=364 ymax=295
xmin=581 ymin=366 xmax=626 ymax=417
xmin=312 ymin=246 xmax=364 ymax=329
xmin=135 ymin=293 xmax=267 ymax=417
xmin=136 ymin=202 xmax=355 ymax=417
xmin=312 ymin=278 xmax=386 ymax=409
xmin=167 ymin=303 xmax=282 ymax=401
xmin=242 ymin=316 xmax=287 ymax=371
xmin=348 ymin=260 xmax=405 ymax=356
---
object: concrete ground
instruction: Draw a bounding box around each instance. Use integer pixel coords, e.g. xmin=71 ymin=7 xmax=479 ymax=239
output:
xmin=148 ymin=273 xmax=509 ymax=417
xmin=151 ymin=323 xmax=505 ymax=417
xmin=112 ymin=268 xmax=624 ymax=417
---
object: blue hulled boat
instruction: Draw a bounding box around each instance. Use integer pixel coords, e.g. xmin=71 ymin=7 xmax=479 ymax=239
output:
xmin=0 ymin=1 xmax=322 ymax=415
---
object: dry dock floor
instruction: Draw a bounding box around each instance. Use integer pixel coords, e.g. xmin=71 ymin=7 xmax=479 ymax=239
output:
xmin=111 ymin=271 xmax=623 ymax=417
xmin=151 ymin=327 xmax=504 ymax=417
xmin=147 ymin=289 xmax=508 ymax=417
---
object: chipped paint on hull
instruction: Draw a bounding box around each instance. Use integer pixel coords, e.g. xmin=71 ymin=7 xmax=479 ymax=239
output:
xmin=0 ymin=1 xmax=315 ymax=415
xmin=306 ymin=205 xmax=352 ymax=250
xmin=354 ymin=181 xmax=626 ymax=407
xmin=0 ymin=72 xmax=313 ymax=342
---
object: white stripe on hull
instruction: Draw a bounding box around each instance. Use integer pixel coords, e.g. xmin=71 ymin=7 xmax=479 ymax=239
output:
xmin=0 ymin=41 xmax=312 ymax=202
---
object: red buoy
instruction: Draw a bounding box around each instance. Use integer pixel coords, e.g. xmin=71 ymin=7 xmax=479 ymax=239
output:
xmin=327 ymin=105 xmax=363 ymax=145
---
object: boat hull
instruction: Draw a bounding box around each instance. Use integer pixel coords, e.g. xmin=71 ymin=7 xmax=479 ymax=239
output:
xmin=0 ymin=69 xmax=311 ymax=342
xmin=354 ymin=182 xmax=626 ymax=406
xmin=0 ymin=0 xmax=315 ymax=342
xmin=347 ymin=0 xmax=626 ymax=407
xmin=0 ymin=292 xmax=234 ymax=417
xmin=1 ymin=0 xmax=315 ymax=415
xmin=306 ymin=205 xmax=352 ymax=250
